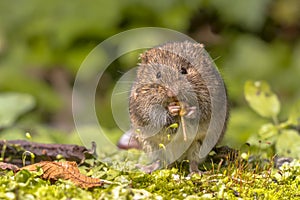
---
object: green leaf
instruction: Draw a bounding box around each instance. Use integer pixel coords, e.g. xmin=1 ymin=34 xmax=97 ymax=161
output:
xmin=275 ymin=129 xmax=300 ymax=158
xmin=14 ymin=170 xmax=32 ymax=184
xmin=209 ymin=0 xmax=271 ymax=31
xmin=0 ymin=93 xmax=35 ymax=128
xmin=258 ymin=123 xmax=278 ymax=144
xmin=244 ymin=80 xmax=280 ymax=119
xmin=288 ymin=100 xmax=300 ymax=126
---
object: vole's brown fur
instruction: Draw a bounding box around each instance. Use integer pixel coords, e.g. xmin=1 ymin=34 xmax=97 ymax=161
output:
xmin=125 ymin=41 xmax=229 ymax=173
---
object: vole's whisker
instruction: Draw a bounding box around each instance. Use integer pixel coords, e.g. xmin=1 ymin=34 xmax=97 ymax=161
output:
xmin=212 ymin=56 xmax=221 ymax=62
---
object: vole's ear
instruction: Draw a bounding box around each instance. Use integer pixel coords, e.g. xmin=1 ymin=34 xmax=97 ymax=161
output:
xmin=138 ymin=53 xmax=143 ymax=61
xmin=139 ymin=51 xmax=149 ymax=64
xmin=195 ymin=42 xmax=205 ymax=48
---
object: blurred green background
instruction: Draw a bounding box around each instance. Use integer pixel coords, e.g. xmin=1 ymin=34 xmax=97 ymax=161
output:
xmin=0 ymin=0 xmax=299 ymax=148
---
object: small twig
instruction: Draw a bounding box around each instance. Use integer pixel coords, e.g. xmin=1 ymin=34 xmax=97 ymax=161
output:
xmin=181 ymin=116 xmax=187 ymax=141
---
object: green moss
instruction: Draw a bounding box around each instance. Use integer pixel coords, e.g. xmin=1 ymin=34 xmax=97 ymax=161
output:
xmin=1 ymin=158 xmax=300 ymax=199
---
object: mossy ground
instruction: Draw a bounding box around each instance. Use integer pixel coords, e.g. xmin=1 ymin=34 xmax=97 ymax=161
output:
xmin=1 ymin=150 xmax=300 ymax=200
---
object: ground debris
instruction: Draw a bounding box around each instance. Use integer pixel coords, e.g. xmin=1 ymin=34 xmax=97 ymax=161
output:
xmin=0 ymin=140 xmax=96 ymax=166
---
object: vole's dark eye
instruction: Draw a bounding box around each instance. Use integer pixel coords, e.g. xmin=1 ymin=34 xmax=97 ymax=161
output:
xmin=156 ymin=71 xmax=161 ymax=78
xmin=180 ymin=67 xmax=188 ymax=74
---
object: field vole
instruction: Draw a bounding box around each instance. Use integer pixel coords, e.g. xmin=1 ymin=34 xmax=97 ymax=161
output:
xmin=118 ymin=41 xmax=229 ymax=173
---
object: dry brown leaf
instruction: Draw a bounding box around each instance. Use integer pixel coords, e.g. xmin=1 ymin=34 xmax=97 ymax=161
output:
xmin=20 ymin=161 xmax=110 ymax=188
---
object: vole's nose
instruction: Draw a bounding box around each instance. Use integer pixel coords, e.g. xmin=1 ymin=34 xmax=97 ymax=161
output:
xmin=166 ymin=88 xmax=178 ymax=98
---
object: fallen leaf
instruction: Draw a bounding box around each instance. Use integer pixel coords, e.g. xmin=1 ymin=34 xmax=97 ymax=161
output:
xmin=19 ymin=161 xmax=111 ymax=188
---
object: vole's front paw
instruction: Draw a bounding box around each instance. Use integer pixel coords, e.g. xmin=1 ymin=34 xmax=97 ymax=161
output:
xmin=185 ymin=106 xmax=197 ymax=119
xmin=168 ymin=102 xmax=197 ymax=119
xmin=168 ymin=102 xmax=181 ymax=116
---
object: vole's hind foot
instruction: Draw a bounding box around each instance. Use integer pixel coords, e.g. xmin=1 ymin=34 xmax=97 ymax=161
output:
xmin=117 ymin=130 xmax=141 ymax=150
xmin=188 ymin=160 xmax=212 ymax=177
xmin=188 ymin=160 xmax=206 ymax=177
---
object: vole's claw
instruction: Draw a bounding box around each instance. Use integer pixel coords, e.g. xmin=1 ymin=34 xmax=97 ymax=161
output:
xmin=188 ymin=160 xmax=206 ymax=177
xmin=185 ymin=106 xmax=197 ymax=119
xmin=168 ymin=105 xmax=181 ymax=116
